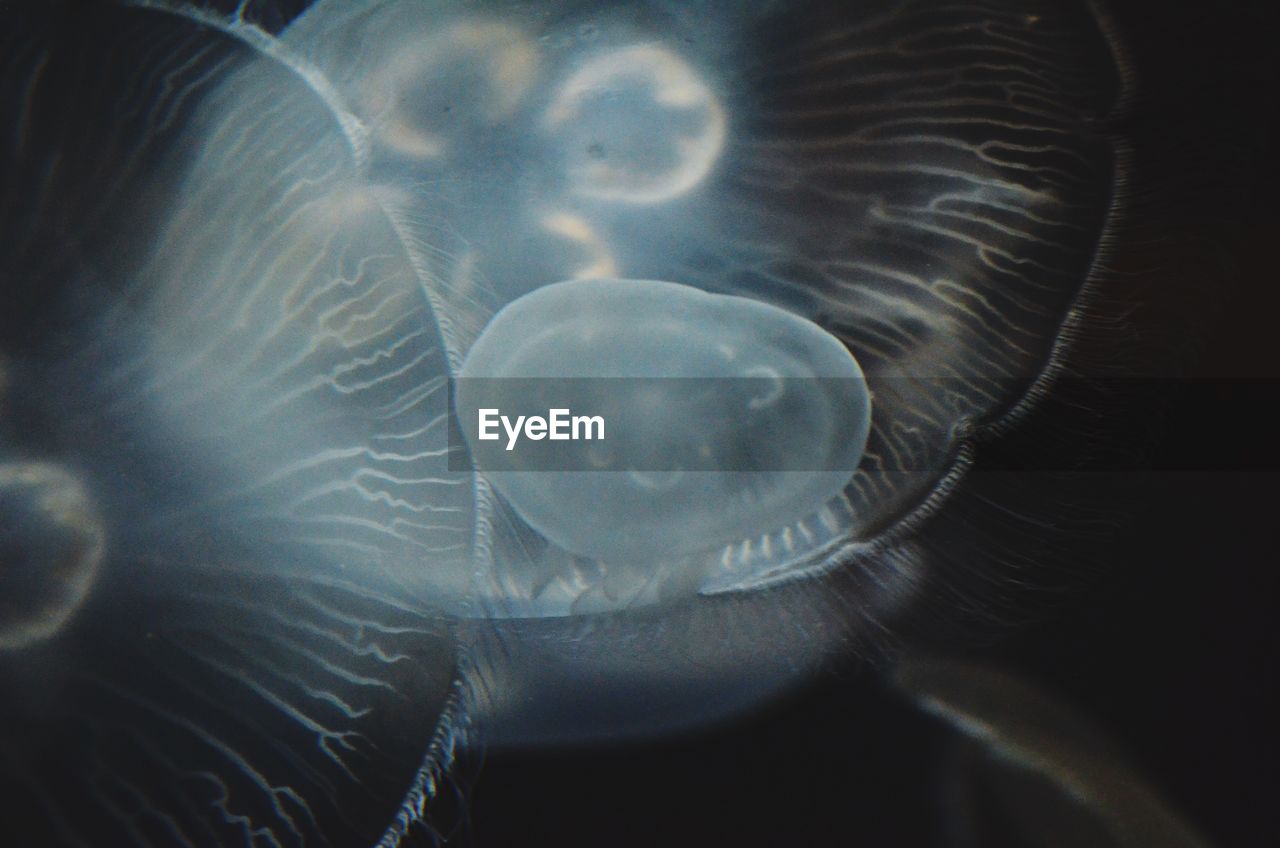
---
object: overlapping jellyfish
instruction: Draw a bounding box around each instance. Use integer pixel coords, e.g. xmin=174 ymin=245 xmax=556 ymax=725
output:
xmin=0 ymin=0 xmax=1129 ymax=844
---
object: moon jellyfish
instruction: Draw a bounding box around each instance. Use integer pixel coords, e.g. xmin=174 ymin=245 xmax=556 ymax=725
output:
xmin=0 ymin=0 xmax=1133 ymax=842
xmin=2 ymin=5 xmax=461 ymax=845
xmin=279 ymin=0 xmax=1126 ymax=613
xmin=455 ymin=277 xmax=872 ymax=563
xmin=543 ymin=44 xmax=728 ymax=204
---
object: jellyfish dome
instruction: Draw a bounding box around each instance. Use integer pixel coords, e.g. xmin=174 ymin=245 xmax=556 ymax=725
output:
xmin=454 ymin=277 xmax=873 ymax=564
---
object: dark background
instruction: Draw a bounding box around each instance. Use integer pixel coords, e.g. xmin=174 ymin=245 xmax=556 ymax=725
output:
xmin=460 ymin=1 xmax=1279 ymax=846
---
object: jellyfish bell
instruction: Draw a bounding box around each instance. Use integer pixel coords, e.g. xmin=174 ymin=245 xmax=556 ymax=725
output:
xmin=455 ymin=277 xmax=873 ymax=564
xmin=0 ymin=7 xmax=463 ymax=845
xmin=542 ymin=43 xmax=729 ymax=204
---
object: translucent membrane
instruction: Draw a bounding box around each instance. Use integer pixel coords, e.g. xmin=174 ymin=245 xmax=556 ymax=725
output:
xmin=455 ymin=277 xmax=872 ymax=562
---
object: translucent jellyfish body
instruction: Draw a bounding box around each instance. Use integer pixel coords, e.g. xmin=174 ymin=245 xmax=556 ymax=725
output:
xmin=455 ymin=277 xmax=872 ymax=563
xmin=277 ymin=0 xmax=1126 ymax=614
xmin=0 ymin=0 xmax=1128 ymax=840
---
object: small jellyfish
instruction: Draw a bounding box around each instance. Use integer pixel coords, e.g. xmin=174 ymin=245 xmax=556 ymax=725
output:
xmin=455 ymin=277 xmax=872 ymax=562
xmin=543 ymin=43 xmax=728 ymax=203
